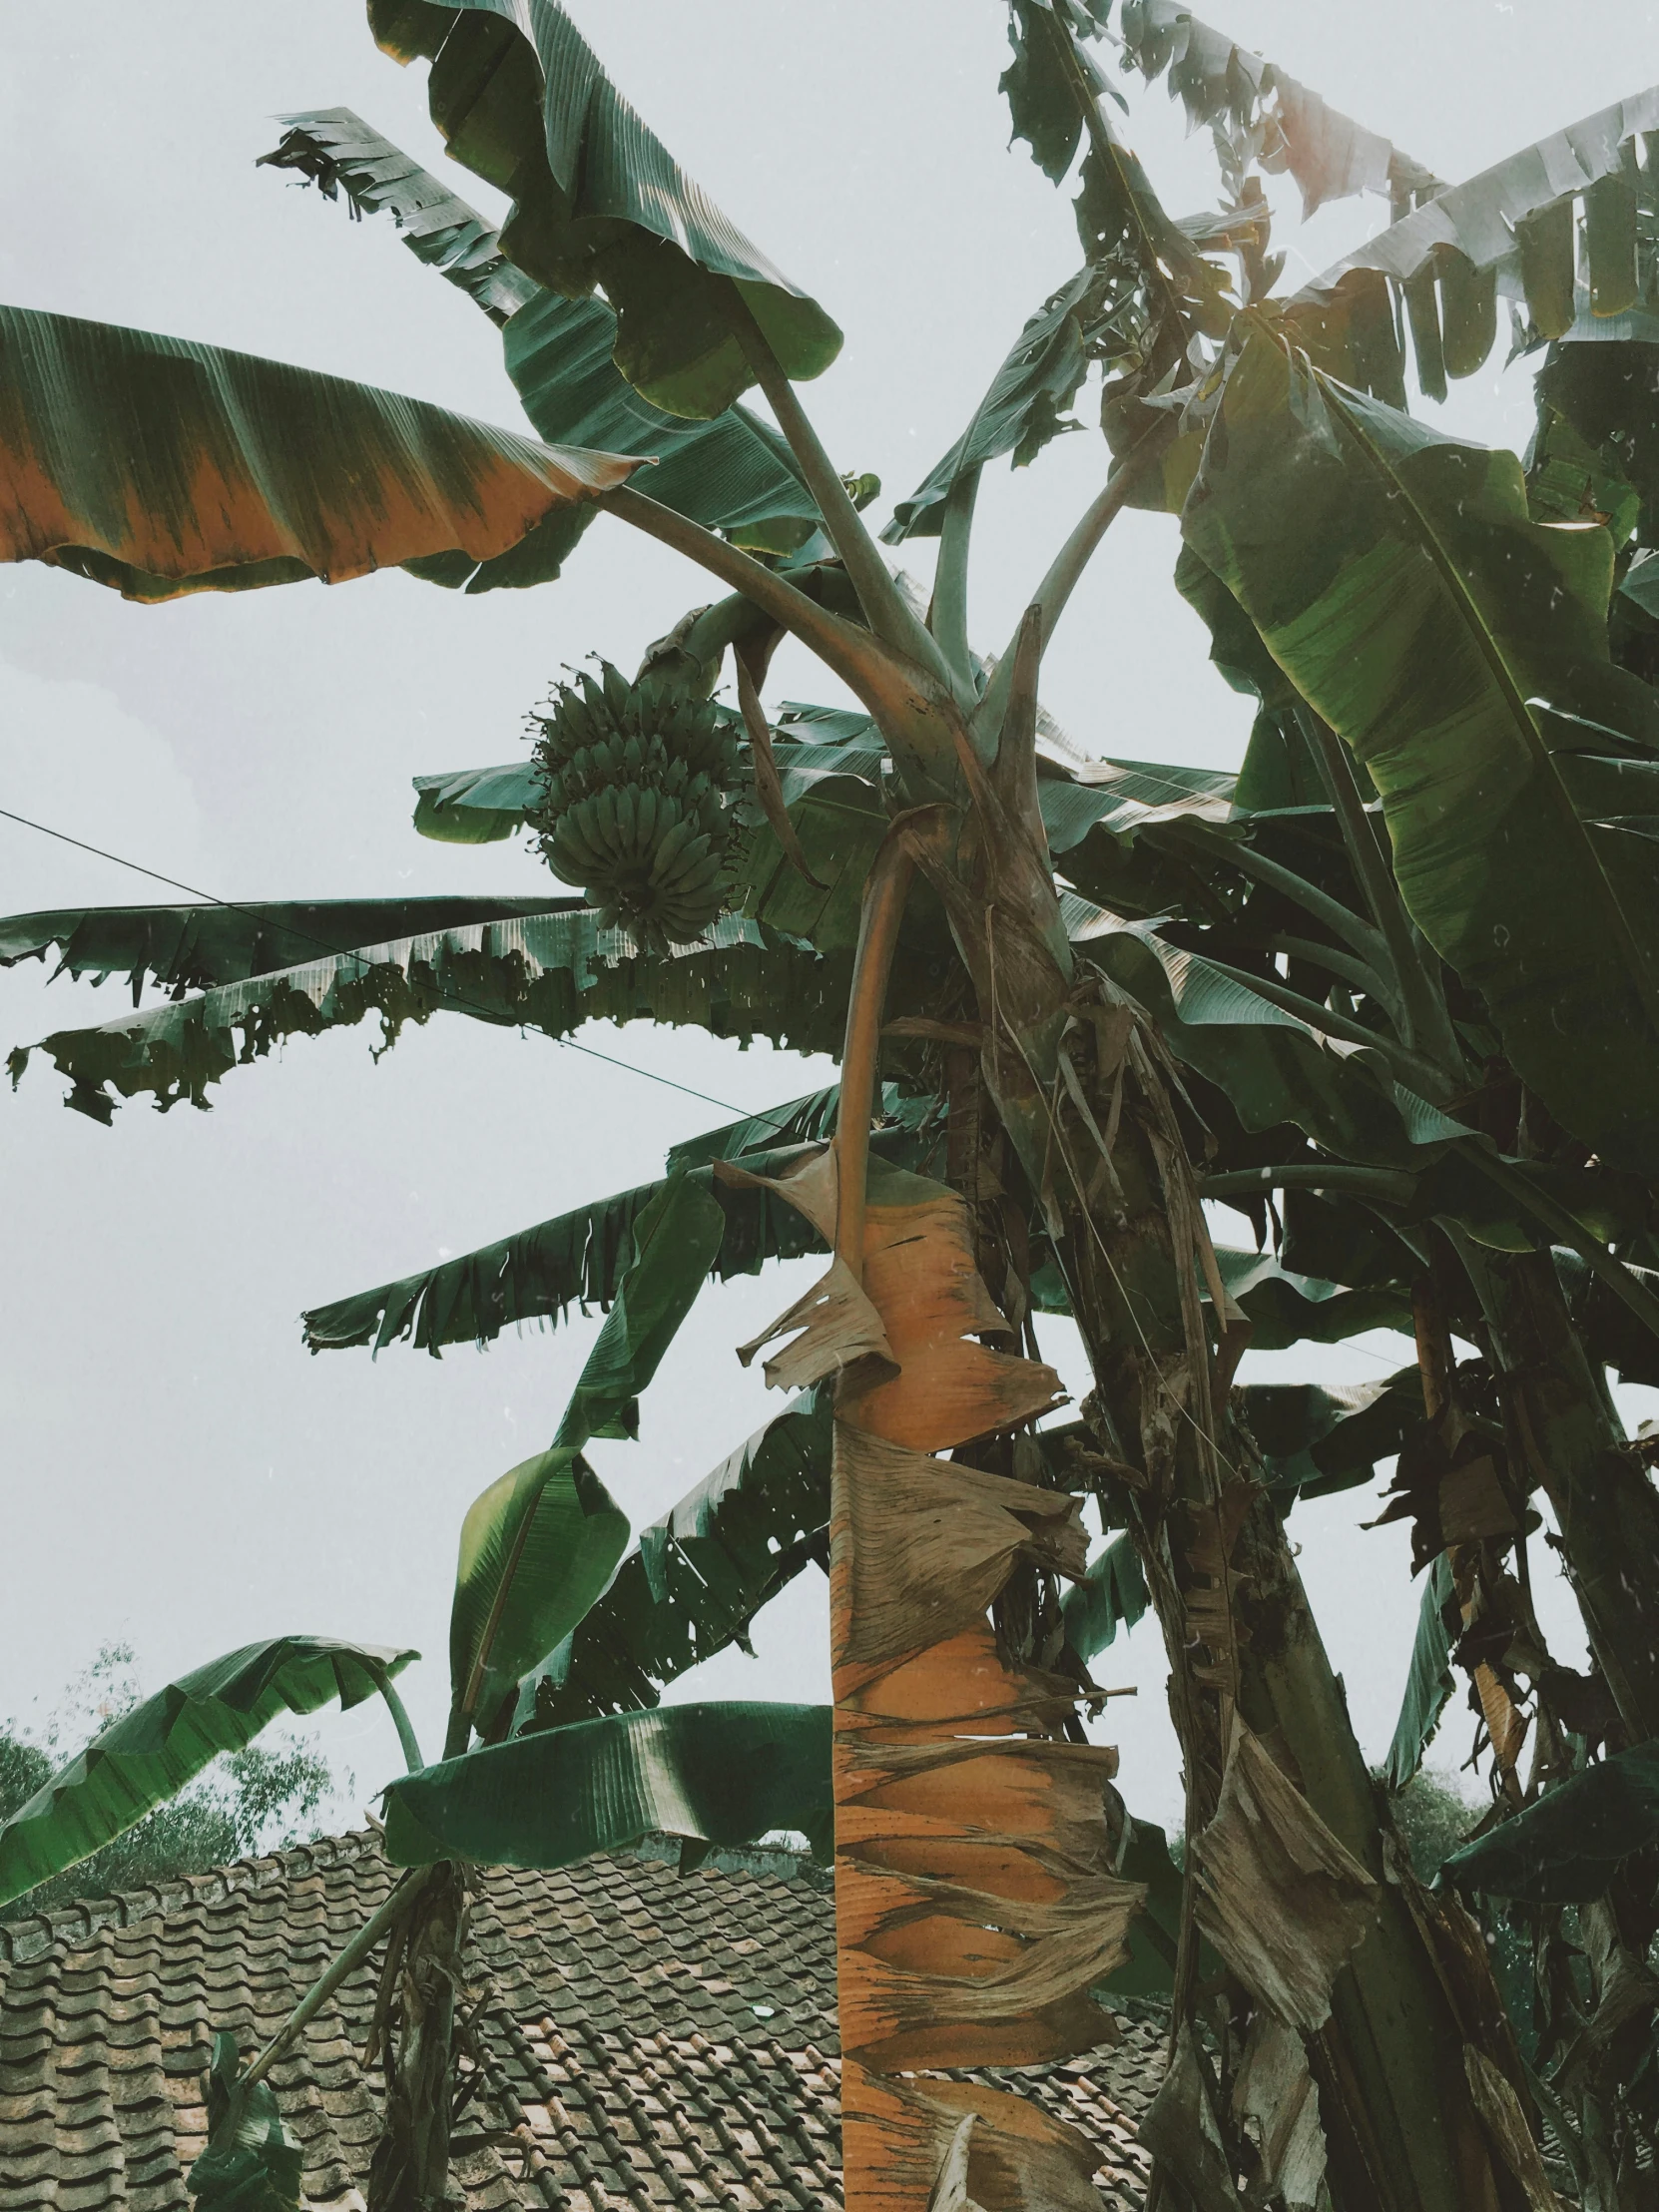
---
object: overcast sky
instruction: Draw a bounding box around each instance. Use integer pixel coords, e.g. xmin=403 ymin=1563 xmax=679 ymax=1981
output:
xmin=3 ymin=0 xmax=1657 ymax=1836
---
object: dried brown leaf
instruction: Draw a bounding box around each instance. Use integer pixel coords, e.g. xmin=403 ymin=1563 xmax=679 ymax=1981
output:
xmin=1192 ymin=1724 xmax=1380 ymax=2031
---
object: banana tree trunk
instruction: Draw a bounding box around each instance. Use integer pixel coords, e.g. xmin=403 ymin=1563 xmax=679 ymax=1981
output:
xmin=1472 ymin=1247 xmax=1659 ymax=1745
xmin=889 ymin=647 xmax=1537 ymax=2212
xmin=365 ymin=1861 xmax=468 ymax=2212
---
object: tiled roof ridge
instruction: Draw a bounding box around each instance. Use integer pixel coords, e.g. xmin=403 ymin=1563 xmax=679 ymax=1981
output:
xmin=0 ymin=1825 xmax=830 ymax=1971
xmin=0 ymin=1823 xmax=383 ymax=1966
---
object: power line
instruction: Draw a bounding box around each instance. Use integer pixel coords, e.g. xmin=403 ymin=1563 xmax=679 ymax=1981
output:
xmin=0 ymin=802 xmax=799 ymax=1126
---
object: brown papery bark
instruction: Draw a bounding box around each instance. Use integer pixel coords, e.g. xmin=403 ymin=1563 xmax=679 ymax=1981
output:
xmin=733 ymin=831 xmax=1142 ymax=2211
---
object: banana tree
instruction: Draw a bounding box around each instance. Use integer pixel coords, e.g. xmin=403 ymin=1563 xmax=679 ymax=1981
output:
xmin=9 ymin=2 xmax=1659 ymax=2206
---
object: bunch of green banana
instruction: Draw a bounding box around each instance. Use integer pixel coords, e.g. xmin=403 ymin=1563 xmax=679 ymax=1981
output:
xmin=526 ymin=663 xmax=746 ymax=947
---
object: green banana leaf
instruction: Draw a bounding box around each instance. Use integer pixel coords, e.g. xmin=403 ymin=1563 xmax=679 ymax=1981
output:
xmin=0 ymin=303 xmax=636 ymax=602
xmin=448 ymin=1447 xmax=627 ymax=1737
xmin=1075 ymin=907 xmax=1471 ymax=1168
xmin=1537 ymin=335 xmax=1659 ymax=523
xmin=1558 ymin=1247 xmax=1659 ymax=1385
xmin=738 ymin=762 xmax=888 ymax=955
xmin=0 ymin=896 xmax=579 ymax=998
xmin=1000 ymin=0 xmax=1113 ymax=184
xmin=639 ymin=1390 xmax=830 ymax=1606
xmin=1290 ymin=85 xmax=1659 ymax=393
xmin=529 ymin=1392 xmax=832 ymax=1725
xmin=1185 ymin=327 xmax=1659 ymax=1174
xmin=884 ymin=264 xmax=1122 ymax=542
xmin=366 ymin=0 xmax=840 ymax=418
xmin=553 ymin=1171 xmax=726 ymax=1449
xmin=1383 ymin=1555 xmax=1457 ymax=1795
xmin=411 ymin=762 xmax=546 ymax=845
xmin=1032 ymin=1240 xmax=1409 ymax=1351
xmin=1215 ymin=1250 xmax=1412 ymax=1352
xmin=189 ymin=2033 xmax=303 ymax=2212
xmin=1100 ymin=1817 xmax=1187 ymax=2001
xmin=504 ymin=291 xmax=821 ymax=551
xmin=263 ymin=111 xmax=821 ymax=555
xmin=1001 ymin=0 xmax=1235 ymax=487
xmin=1244 ymin=1369 xmax=1425 ymax=1504
xmin=1061 ymin=1533 xmax=1149 ymax=1664
xmin=666 ymin=1082 xmax=843 ymax=1170
xmin=261 ymin=107 xmax=540 ymax=325
xmin=0 ymin=1637 xmax=417 ymax=1909
xmin=1440 ymin=1742 xmax=1659 ymax=1903
xmin=7 ymin=909 xmax=852 ymax=1118
xmin=381 ymin=1701 xmax=833 ymax=1868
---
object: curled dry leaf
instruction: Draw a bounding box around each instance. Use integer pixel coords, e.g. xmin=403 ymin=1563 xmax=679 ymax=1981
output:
xmin=734 ymin=1252 xmax=895 ymax=1393
xmin=739 ymin=1128 xmax=1124 ymax=2206
xmin=846 ymin=2068 xmax=1107 ymax=2212
xmin=729 ymin=1147 xmax=1063 ymax=1446
xmin=1192 ymin=1722 xmax=1380 ymax=2033
xmin=1137 ymin=2020 xmax=1244 ymax=2212
xmin=834 ymin=1429 xmax=1086 ymax=1668
xmin=1233 ymin=2015 xmax=1328 ymax=2212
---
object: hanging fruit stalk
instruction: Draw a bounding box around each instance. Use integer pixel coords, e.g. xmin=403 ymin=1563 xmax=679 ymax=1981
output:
xmin=528 ymin=661 xmax=749 ymax=947
xmin=728 ymin=829 xmax=1144 ymax=2211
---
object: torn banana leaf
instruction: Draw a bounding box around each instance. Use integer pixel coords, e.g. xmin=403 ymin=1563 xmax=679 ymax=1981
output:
xmin=0 ymin=1638 xmax=417 ymax=1908
xmin=530 ymin=1394 xmax=1094 ymax=1728
xmin=1290 ymin=84 xmax=1659 ymax=391
xmin=449 ymin=1449 xmax=628 ymax=1736
xmin=1059 ymin=1531 xmax=1148 ymax=1662
xmin=1383 ymin=1555 xmax=1456 ymax=1794
xmin=532 ymin=1389 xmax=834 ymax=1725
xmin=553 ymin=1172 xmax=726 ymax=1449
xmin=1187 ymin=327 xmax=1659 ymax=1174
xmin=1074 ymin=906 xmax=1471 ymax=1167
xmin=263 ymin=110 xmax=821 ymax=554
xmin=300 ymin=1106 xmax=932 ymax=1358
xmin=367 ymin=0 xmax=840 ymax=417
xmin=189 ymin=2033 xmax=303 ymax=2212
xmin=1000 ymin=0 xmax=1113 ymax=185
xmin=1243 ymin=1369 xmax=1424 ymax=1503
xmin=0 ymin=895 xmax=579 ymax=1000
xmin=999 ymin=0 xmax=1240 ymax=503
xmin=884 ymin=264 xmax=1127 ymax=542
xmin=0 ymin=303 xmax=636 ymax=601
xmin=8 ymin=909 xmax=853 ymax=1119
xmin=381 ymin=1701 xmax=833 ymax=1868
xmin=1120 ymin=0 xmax=1434 ymax=219
xmin=261 ymin=107 xmax=539 ymax=323
xmin=1440 ymin=1741 xmax=1659 ymax=1903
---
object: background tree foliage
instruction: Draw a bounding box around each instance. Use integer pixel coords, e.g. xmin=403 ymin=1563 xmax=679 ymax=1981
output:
xmin=0 ymin=1646 xmax=336 ymax=1922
